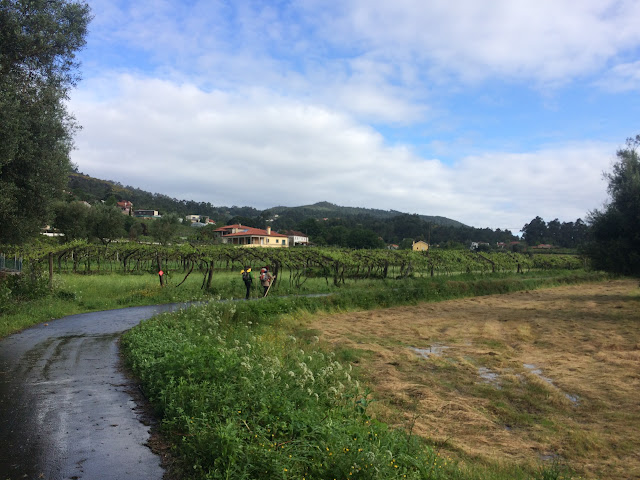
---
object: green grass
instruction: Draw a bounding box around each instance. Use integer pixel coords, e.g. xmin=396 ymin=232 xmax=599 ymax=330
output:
xmin=0 ymin=269 xmax=610 ymax=339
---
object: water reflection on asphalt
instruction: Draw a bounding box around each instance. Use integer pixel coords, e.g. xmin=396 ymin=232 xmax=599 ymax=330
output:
xmin=0 ymin=304 xmax=185 ymax=480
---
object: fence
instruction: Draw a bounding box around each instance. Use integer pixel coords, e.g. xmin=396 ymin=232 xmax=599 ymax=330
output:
xmin=0 ymin=253 xmax=23 ymax=272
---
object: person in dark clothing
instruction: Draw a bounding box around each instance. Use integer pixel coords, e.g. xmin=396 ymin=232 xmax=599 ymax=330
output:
xmin=259 ymin=266 xmax=274 ymax=297
xmin=241 ymin=266 xmax=253 ymax=299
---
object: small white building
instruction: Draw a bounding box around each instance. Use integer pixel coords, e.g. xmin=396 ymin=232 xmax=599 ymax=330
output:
xmin=286 ymin=230 xmax=309 ymax=246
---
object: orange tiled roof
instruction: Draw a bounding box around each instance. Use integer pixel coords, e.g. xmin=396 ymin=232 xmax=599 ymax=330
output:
xmin=215 ymin=225 xmax=288 ymax=237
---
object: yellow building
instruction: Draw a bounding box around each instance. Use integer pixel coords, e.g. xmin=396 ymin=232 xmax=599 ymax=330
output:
xmin=214 ymin=224 xmax=289 ymax=248
xmin=412 ymin=240 xmax=429 ymax=251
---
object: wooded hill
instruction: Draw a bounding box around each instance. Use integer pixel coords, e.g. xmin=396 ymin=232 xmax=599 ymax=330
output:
xmin=267 ymin=201 xmax=465 ymax=228
xmin=66 ymin=172 xmax=517 ymax=247
xmin=68 ymin=173 xmax=463 ymax=226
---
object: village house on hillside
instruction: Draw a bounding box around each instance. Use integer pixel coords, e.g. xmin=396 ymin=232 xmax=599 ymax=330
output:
xmin=186 ymin=214 xmax=215 ymax=225
xmin=116 ymin=200 xmax=161 ymax=219
xmin=412 ymin=240 xmax=429 ymax=251
xmin=134 ymin=209 xmax=161 ymax=219
xmin=285 ymin=230 xmax=309 ymax=246
xmin=214 ymin=224 xmax=289 ymax=248
xmin=117 ymin=200 xmax=133 ymax=215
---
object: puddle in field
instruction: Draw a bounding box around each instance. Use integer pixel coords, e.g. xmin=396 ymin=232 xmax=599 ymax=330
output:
xmin=477 ymin=367 xmax=501 ymax=388
xmin=539 ymin=452 xmax=560 ymax=462
xmin=409 ymin=347 xmax=580 ymax=405
xmin=411 ymin=345 xmax=450 ymax=358
xmin=565 ymin=393 xmax=580 ymax=404
xmin=523 ymin=363 xmax=555 ymax=384
xmin=523 ymin=363 xmax=580 ymax=405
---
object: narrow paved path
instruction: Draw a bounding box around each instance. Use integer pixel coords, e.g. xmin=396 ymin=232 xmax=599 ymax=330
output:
xmin=0 ymin=304 xmax=184 ymax=480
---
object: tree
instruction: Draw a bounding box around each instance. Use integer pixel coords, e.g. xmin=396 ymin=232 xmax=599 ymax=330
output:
xmin=521 ymin=216 xmax=547 ymax=245
xmin=88 ymin=204 xmax=125 ymax=246
xmin=346 ymin=228 xmax=385 ymax=249
xmin=52 ymin=200 xmax=89 ymax=240
xmin=0 ymin=0 xmax=91 ymax=244
xmin=546 ymin=219 xmax=561 ymax=245
xmin=586 ymin=135 xmax=640 ymax=275
xmin=149 ymin=214 xmax=181 ymax=245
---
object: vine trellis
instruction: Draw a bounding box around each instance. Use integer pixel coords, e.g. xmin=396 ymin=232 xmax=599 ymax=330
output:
xmin=2 ymin=240 xmax=587 ymax=290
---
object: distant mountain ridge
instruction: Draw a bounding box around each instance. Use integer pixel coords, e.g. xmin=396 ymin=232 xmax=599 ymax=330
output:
xmin=268 ymin=202 xmax=466 ymax=227
xmin=67 ymin=173 xmax=467 ymax=227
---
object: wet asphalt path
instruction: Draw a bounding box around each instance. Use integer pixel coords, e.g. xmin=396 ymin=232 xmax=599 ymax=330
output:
xmin=0 ymin=304 xmax=186 ymax=480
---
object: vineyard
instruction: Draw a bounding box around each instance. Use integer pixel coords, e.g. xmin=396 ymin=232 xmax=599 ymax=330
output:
xmin=3 ymin=241 xmax=587 ymax=291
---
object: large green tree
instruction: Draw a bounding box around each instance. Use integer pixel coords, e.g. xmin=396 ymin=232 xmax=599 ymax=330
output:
xmin=0 ymin=0 xmax=91 ymax=244
xmin=88 ymin=204 xmax=125 ymax=247
xmin=521 ymin=216 xmax=547 ymax=245
xmin=586 ymin=135 xmax=640 ymax=275
xmin=52 ymin=199 xmax=89 ymax=240
xmin=149 ymin=214 xmax=181 ymax=246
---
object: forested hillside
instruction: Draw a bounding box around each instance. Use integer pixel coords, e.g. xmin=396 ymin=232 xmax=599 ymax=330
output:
xmin=66 ymin=172 xmax=519 ymax=247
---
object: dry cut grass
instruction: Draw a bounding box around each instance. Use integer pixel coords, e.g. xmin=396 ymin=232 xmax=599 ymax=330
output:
xmin=305 ymin=279 xmax=640 ymax=480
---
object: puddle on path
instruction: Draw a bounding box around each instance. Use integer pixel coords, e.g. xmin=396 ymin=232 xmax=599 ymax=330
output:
xmin=410 ymin=345 xmax=450 ymax=358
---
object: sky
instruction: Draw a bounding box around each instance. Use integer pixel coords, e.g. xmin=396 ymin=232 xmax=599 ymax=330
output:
xmin=68 ymin=0 xmax=640 ymax=233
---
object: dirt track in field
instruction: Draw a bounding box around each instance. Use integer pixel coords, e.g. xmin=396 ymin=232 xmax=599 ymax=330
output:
xmin=308 ymin=279 xmax=640 ymax=480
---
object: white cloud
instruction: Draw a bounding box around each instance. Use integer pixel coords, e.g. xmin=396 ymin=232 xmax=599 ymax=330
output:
xmin=596 ymin=60 xmax=640 ymax=92
xmin=79 ymin=0 xmax=640 ymax=139
xmin=69 ymin=75 xmax=611 ymax=232
xmin=320 ymin=0 xmax=640 ymax=84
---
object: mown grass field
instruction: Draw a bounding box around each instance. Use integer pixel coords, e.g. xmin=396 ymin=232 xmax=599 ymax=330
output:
xmin=301 ymin=279 xmax=640 ymax=480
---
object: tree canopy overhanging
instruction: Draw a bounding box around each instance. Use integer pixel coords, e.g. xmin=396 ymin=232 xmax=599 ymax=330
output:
xmin=0 ymin=0 xmax=91 ymax=244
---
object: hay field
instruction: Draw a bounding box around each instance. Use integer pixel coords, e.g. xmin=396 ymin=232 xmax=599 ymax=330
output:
xmin=308 ymin=279 xmax=640 ymax=479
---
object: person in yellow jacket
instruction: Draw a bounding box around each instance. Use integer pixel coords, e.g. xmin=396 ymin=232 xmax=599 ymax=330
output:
xmin=241 ymin=266 xmax=253 ymax=300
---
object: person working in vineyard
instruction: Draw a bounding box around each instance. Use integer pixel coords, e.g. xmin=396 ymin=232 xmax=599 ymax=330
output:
xmin=259 ymin=266 xmax=274 ymax=297
xmin=241 ymin=265 xmax=253 ymax=300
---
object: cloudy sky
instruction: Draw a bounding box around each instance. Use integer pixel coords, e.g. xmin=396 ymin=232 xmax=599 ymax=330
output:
xmin=69 ymin=0 xmax=640 ymax=233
